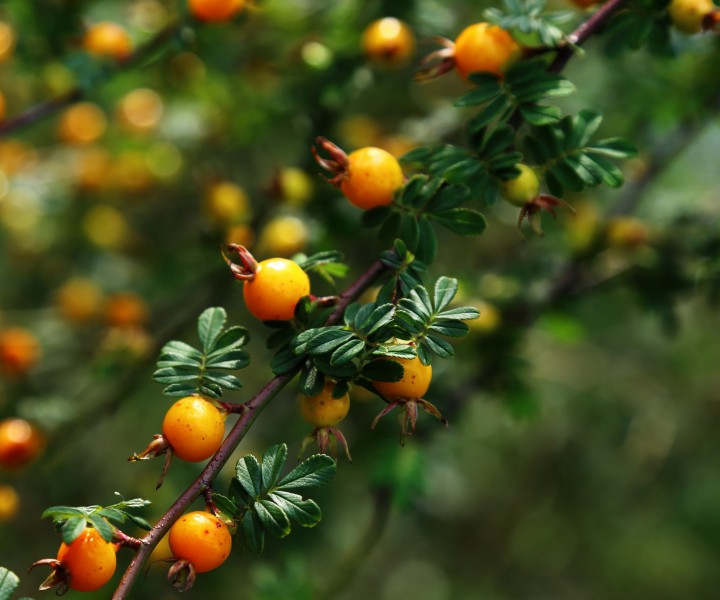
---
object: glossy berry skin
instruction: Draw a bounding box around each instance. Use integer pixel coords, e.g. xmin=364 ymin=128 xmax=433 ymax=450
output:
xmin=362 ymin=17 xmax=416 ymax=67
xmin=0 ymin=418 xmax=44 ymax=470
xmin=243 ymin=258 xmax=310 ymax=321
xmin=341 ymin=147 xmax=404 ymax=209
xmin=56 ymin=528 xmax=117 ymax=592
xmin=373 ymin=355 xmax=432 ymax=400
xmin=301 ymin=383 xmax=350 ymax=427
xmin=189 ymin=0 xmax=245 ymax=22
xmin=454 ymin=23 xmax=520 ymax=79
xmin=668 ymin=0 xmax=714 ymax=32
xmin=169 ymin=511 xmax=232 ymax=573
xmin=500 ymin=164 xmax=540 ymax=207
xmin=162 ymin=397 xmax=225 ymax=462
xmin=83 ymin=22 xmax=132 ymax=60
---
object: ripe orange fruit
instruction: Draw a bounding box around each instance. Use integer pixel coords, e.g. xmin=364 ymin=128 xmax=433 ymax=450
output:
xmin=454 ymin=22 xmax=521 ymax=79
xmin=373 ymin=355 xmax=432 ymax=400
xmin=0 ymin=328 xmax=40 ymax=376
xmin=56 ymin=528 xmax=117 ymax=592
xmin=243 ymin=258 xmax=310 ymax=321
xmin=169 ymin=511 xmax=232 ymax=572
xmin=105 ymin=292 xmax=149 ymax=329
xmin=668 ymin=0 xmax=715 ymax=32
xmin=341 ymin=147 xmax=404 ymax=209
xmin=83 ymin=22 xmax=133 ymax=60
xmin=301 ymin=382 xmax=350 ymax=427
xmin=162 ymin=397 xmax=226 ymax=462
xmin=188 ymin=0 xmax=246 ymax=23
xmin=362 ymin=17 xmax=416 ymax=67
xmin=0 ymin=418 xmax=44 ymax=469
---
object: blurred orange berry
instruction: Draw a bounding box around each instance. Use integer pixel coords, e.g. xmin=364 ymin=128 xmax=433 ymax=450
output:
xmin=57 ymin=102 xmax=107 ymax=145
xmin=0 ymin=418 xmax=44 ymax=470
xmin=204 ymin=181 xmax=251 ymax=224
xmin=188 ymin=0 xmax=246 ymax=22
xmin=117 ymin=88 xmax=164 ymax=132
xmin=55 ymin=278 xmax=105 ymax=324
xmin=83 ymin=21 xmax=133 ymax=60
xmin=105 ymin=292 xmax=149 ymax=329
xmin=0 ymin=328 xmax=40 ymax=376
xmin=0 ymin=22 xmax=16 ymax=63
xmin=0 ymin=483 xmax=19 ymax=520
xmin=258 ymin=215 xmax=309 ymax=257
xmin=362 ymin=17 xmax=416 ymax=67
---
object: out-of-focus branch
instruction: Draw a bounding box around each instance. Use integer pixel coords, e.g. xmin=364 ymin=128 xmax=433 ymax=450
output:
xmin=0 ymin=20 xmax=184 ymax=138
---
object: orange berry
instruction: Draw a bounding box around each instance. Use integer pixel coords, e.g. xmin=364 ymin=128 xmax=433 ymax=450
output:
xmin=0 ymin=483 xmax=19 ymax=521
xmin=116 ymin=88 xmax=164 ymax=132
xmin=57 ymin=102 xmax=107 ymax=145
xmin=168 ymin=511 xmax=231 ymax=572
xmin=668 ymin=0 xmax=715 ymax=32
xmin=83 ymin=21 xmax=133 ymax=60
xmin=55 ymin=278 xmax=104 ymax=324
xmin=341 ymin=147 xmax=404 ymax=209
xmin=162 ymin=397 xmax=226 ymax=462
xmin=105 ymin=292 xmax=149 ymax=329
xmin=362 ymin=17 xmax=416 ymax=67
xmin=0 ymin=22 xmax=16 ymax=63
xmin=0 ymin=327 xmax=40 ymax=376
xmin=243 ymin=258 xmax=310 ymax=321
xmin=0 ymin=418 xmax=44 ymax=470
xmin=300 ymin=382 xmax=350 ymax=428
xmin=454 ymin=22 xmax=521 ymax=79
xmin=373 ymin=355 xmax=432 ymax=400
xmin=56 ymin=528 xmax=117 ymax=592
xmin=189 ymin=0 xmax=246 ymax=22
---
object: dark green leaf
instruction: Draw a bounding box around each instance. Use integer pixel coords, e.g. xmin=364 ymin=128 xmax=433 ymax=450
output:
xmin=161 ymin=340 xmax=203 ymax=361
xmin=416 ymin=217 xmax=438 ymax=265
xmin=587 ymin=137 xmax=638 ymax=159
xmin=299 ymin=366 xmax=324 ymax=396
xmin=202 ymin=371 xmax=244 ymax=390
xmin=0 ymin=568 xmax=19 ymax=600
xmin=206 ymin=349 xmax=250 ymax=370
xmin=197 ymin=307 xmax=227 ymax=353
xmin=363 ymin=304 xmax=396 ymax=336
xmin=371 ymin=344 xmax=417 ymax=360
xmin=330 ymin=338 xmax=366 ymax=365
xmin=61 ymin=516 xmax=87 ymax=545
xmin=277 ymin=454 xmax=336 ymax=490
xmin=432 ymin=209 xmax=488 ymax=235
xmin=152 ymin=367 xmax=198 ymax=384
xmin=361 ymin=359 xmax=405 ymax=382
xmin=207 ymin=326 xmax=250 ymax=356
xmin=362 ymin=205 xmax=393 ymax=228
xmin=256 ymin=500 xmax=291 ymax=538
xmin=242 ymin=510 xmax=264 ymax=554
xmin=211 ymin=493 xmax=239 ymax=520
xmin=236 ymin=454 xmax=263 ymax=498
xmin=399 ymin=214 xmax=420 ymax=252
xmin=271 ymin=349 xmax=305 ymax=375
xmin=454 ymin=80 xmax=502 ymax=107
xmin=270 ymin=491 xmax=322 ymax=527
xmin=520 ymin=103 xmax=562 ymax=126
xmin=430 ymin=321 xmax=470 ymax=337
xmin=261 ymin=444 xmax=288 ymax=491
xmin=433 ymin=277 xmax=458 ymax=312
xmin=425 ymin=334 xmax=455 ymax=359
xmin=87 ymin=514 xmax=114 ymax=542
xmin=570 ymin=109 xmax=603 ymax=149
xmin=378 ymin=211 xmax=402 ymax=245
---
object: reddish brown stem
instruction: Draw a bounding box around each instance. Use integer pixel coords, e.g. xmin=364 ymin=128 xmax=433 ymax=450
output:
xmin=111 ymin=257 xmax=389 ymax=599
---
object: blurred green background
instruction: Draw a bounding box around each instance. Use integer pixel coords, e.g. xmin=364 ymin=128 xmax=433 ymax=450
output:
xmin=0 ymin=0 xmax=719 ymax=598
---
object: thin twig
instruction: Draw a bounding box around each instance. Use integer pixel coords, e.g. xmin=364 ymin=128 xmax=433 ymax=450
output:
xmin=111 ymin=258 xmax=389 ymax=599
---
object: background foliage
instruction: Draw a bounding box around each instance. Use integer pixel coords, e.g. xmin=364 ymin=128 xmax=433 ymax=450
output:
xmin=0 ymin=0 xmax=719 ymax=598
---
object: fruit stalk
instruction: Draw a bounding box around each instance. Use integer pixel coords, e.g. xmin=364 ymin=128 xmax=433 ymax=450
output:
xmin=111 ymin=258 xmax=387 ymax=599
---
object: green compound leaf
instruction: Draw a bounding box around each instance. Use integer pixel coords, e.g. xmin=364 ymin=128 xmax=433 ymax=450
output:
xmin=277 ymin=454 xmax=336 ymax=491
xmin=525 ymin=109 xmax=638 ymax=197
xmin=242 ymin=510 xmax=264 ymax=555
xmin=236 ymin=454 xmax=264 ymax=499
xmin=433 ymin=277 xmax=459 ymax=313
xmin=153 ymin=308 xmax=250 ymax=398
xmin=484 ymin=0 xmax=576 ymax=47
xmin=431 ymin=208 xmax=487 ymax=236
xmin=0 ymin=567 xmax=19 ymax=600
xmin=269 ymin=491 xmax=322 ymax=527
xmin=61 ymin=516 xmax=87 ymax=545
xmin=261 ymin=444 xmax=289 ymax=491
xmin=197 ymin=307 xmax=227 ymax=354
xmin=256 ymin=500 xmax=291 ymax=538
xmin=360 ymin=358 xmax=405 ymax=383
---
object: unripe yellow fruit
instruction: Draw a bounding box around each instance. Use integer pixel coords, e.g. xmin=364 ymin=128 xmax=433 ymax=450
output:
xmin=500 ymin=164 xmax=540 ymax=206
xmin=668 ymin=0 xmax=714 ymax=32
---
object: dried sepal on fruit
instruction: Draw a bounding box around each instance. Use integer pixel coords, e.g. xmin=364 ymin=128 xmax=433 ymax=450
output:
xmin=224 ymin=244 xmax=311 ymax=321
xmin=312 ymin=137 xmax=404 ymax=210
xmin=299 ymin=382 xmax=352 ymax=461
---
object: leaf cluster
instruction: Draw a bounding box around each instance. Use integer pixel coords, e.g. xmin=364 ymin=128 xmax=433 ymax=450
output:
xmin=362 ymin=176 xmax=487 ymax=263
xmin=153 ymin=307 xmax=250 ymax=399
xmin=523 ymin=109 xmax=638 ymax=197
xmin=41 ymin=498 xmax=151 ymax=545
xmin=485 ymin=0 xmax=577 ymax=47
xmin=212 ymin=444 xmax=335 ymax=555
xmin=274 ymin=276 xmax=478 ymax=397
